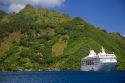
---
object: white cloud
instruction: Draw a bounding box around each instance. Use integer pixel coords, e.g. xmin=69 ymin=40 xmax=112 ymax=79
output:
xmin=123 ymin=35 xmax=125 ymax=37
xmin=8 ymin=3 xmax=25 ymax=13
xmin=0 ymin=0 xmax=65 ymax=13
xmin=31 ymin=0 xmax=65 ymax=7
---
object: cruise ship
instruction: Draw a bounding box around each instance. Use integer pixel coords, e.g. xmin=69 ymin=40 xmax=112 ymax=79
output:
xmin=81 ymin=47 xmax=117 ymax=71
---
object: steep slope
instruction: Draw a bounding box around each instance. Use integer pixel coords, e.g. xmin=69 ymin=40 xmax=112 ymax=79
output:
xmin=0 ymin=5 xmax=125 ymax=71
xmin=0 ymin=31 xmax=22 ymax=57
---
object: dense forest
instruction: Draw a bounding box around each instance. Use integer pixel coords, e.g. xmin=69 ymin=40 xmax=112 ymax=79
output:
xmin=0 ymin=4 xmax=125 ymax=71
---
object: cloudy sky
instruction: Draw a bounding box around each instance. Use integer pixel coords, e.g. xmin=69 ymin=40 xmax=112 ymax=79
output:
xmin=0 ymin=0 xmax=125 ymax=35
xmin=0 ymin=0 xmax=65 ymax=13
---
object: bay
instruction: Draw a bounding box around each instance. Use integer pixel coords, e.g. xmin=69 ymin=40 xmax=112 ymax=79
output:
xmin=0 ymin=71 xmax=125 ymax=83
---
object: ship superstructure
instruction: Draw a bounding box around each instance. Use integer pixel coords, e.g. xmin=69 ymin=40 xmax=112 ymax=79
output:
xmin=81 ymin=47 xmax=117 ymax=71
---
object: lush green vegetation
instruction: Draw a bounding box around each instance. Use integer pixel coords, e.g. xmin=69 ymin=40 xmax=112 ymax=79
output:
xmin=0 ymin=5 xmax=125 ymax=71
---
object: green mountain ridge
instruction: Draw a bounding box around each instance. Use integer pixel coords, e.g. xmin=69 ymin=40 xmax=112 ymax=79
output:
xmin=0 ymin=5 xmax=125 ymax=71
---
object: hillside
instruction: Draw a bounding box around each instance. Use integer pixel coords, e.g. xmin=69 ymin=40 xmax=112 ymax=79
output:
xmin=0 ymin=5 xmax=125 ymax=71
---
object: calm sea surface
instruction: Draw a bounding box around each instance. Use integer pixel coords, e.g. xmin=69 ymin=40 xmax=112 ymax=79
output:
xmin=0 ymin=71 xmax=125 ymax=83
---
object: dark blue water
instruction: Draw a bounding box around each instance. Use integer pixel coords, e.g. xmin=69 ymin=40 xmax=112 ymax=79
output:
xmin=0 ymin=71 xmax=125 ymax=83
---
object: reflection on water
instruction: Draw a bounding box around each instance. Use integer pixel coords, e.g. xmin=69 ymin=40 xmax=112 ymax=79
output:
xmin=0 ymin=71 xmax=125 ymax=83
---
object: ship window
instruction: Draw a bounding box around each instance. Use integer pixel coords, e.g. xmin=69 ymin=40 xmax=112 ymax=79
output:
xmin=91 ymin=60 xmax=94 ymax=65
xmin=81 ymin=61 xmax=86 ymax=65
xmin=88 ymin=60 xmax=94 ymax=65
xmin=83 ymin=60 xmax=95 ymax=65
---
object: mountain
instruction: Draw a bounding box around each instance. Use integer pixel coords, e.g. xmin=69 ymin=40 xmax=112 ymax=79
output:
xmin=0 ymin=5 xmax=125 ymax=71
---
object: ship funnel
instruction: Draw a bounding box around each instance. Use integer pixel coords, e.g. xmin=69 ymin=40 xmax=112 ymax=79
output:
xmin=89 ymin=50 xmax=96 ymax=57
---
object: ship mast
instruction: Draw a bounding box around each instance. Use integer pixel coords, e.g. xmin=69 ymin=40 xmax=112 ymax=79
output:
xmin=101 ymin=46 xmax=105 ymax=53
xmin=100 ymin=46 xmax=106 ymax=55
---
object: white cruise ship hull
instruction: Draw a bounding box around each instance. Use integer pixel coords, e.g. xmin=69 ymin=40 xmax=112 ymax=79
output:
xmin=81 ymin=62 xmax=117 ymax=71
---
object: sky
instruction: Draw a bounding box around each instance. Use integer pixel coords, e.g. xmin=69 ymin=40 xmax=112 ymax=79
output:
xmin=0 ymin=0 xmax=125 ymax=35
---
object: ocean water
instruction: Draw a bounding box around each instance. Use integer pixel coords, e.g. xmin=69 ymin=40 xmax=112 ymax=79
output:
xmin=0 ymin=71 xmax=125 ymax=83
